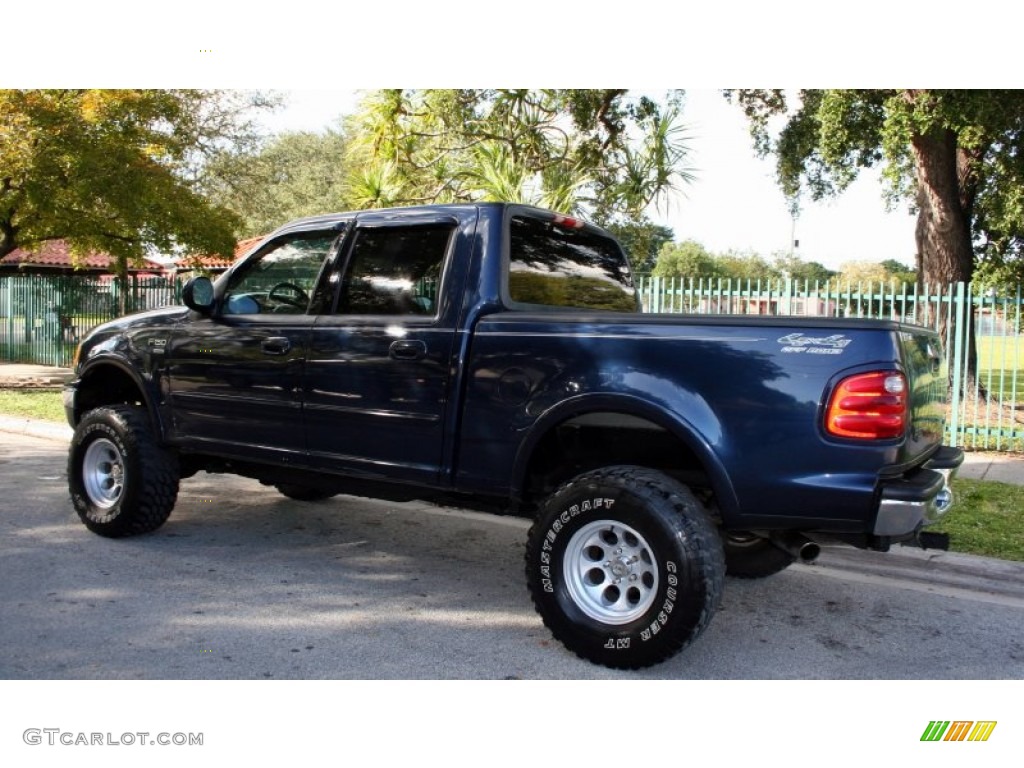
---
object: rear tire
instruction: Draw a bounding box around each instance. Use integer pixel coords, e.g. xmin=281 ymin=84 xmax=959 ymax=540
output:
xmin=525 ymin=466 xmax=725 ymax=669
xmin=68 ymin=406 xmax=179 ymax=537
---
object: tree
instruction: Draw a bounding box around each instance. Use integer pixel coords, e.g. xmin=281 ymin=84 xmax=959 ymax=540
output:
xmin=652 ymin=240 xmax=722 ymax=280
xmin=655 ymin=240 xmax=841 ymax=288
xmin=728 ymin=89 xmax=1024 ymax=391
xmin=344 ymin=89 xmax=694 ymax=225
xmin=605 ymin=220 xmax=674 ymax=273
xmin=878 ymin=258 xmax=916 ymax=286
xmin=772 ymin=252 xmax=835 ymax=284
xmin=837 ymin=260 xmax=893 ymax=286
xmin=0 ymin=89 xmax=272 ymax=308
xmin=204 ymin=129 xmax=351 ymax=237
xmin=716 ymin=250 xmax=778 ymax=283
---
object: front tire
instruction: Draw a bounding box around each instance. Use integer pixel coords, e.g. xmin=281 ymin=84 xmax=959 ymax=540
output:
xmin=68 ymin=406 xmax=179 ymax=537
xmin=525 ymin=466 xmax=725 ymax=669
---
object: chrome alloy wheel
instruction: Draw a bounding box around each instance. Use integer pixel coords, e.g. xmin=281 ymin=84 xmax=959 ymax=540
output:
xmin=563 ymin=519 xmax=659 ymax=625
xmin=82 ymin=438 xmax=125 ymax=509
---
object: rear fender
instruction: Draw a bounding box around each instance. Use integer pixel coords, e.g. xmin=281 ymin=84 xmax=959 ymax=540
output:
xmin=511 ymin=393 xmax=740 ymax=521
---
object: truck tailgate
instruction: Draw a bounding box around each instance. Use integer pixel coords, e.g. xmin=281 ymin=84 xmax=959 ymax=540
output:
xmin=899 ymin=326 xmax=948 ymax=464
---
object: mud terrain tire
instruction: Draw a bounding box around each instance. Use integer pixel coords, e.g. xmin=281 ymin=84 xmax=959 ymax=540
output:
xmin=525 ymin=466 xmax=725 ymax=669
xmin=68 ymin=406 xmax=179 ymax=537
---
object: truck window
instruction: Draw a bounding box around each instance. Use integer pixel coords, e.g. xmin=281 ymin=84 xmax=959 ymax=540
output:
xmin=337 ymin=224 xmax=453 ymax=316
xmin=222 ymin=232 xmax=338 ymax=315
xmin=508 ymin=215 xmax=638 ymax=312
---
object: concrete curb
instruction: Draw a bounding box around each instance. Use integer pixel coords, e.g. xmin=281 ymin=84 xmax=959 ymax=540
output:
xmin=804 ymin=545 xmax=1024 ymax=605
xmin=959 ymin=452 xmax=1024 ymax=485
xmin=0 ymin=364 xmax=74 ymax=389
xmin=0 ymin=415 xmax=72 ymax=442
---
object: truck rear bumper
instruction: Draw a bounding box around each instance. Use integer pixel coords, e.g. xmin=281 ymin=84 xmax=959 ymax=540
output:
xmin=873 ymin=446 xmax=964 ymax=536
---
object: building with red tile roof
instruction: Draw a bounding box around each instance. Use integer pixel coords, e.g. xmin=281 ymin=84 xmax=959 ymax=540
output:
xmin=173 ymin=235 xmax=265 ymax=273
xmin=0 ymin=240 xmax=165 ymax=275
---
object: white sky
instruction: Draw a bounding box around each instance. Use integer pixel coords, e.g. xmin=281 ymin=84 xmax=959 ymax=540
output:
xmin=260 ymin=88 xmax=918 ymax=272
xmin=10 ymin=5 xmax=1017 ymax=276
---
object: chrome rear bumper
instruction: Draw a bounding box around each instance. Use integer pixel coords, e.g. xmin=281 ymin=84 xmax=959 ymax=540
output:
xmin=873 ymin=447 xmax=964 ymax=537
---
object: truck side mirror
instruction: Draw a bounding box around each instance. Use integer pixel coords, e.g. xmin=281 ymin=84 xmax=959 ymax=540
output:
xmin=182 ymin=276 xmax=215 ymax=314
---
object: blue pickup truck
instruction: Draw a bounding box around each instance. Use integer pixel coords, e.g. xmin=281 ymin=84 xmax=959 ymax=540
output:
xmin=64 ymin=203 xmax=963 ymax=668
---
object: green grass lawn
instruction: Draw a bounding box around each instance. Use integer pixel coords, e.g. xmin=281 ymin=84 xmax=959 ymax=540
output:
xmin=0 ymin=389 xmax=66 ymax=422
xmin=933 ymin=478 xmax=1024 ymax=562
xmin=0 ymin=389 xmax=1020 ymax=560
xmin=977 ymin=335 xmax=1023 ymax=400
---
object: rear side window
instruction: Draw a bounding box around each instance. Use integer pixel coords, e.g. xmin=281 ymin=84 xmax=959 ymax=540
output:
xmin=508 ymin=215 xmax=637 ymax=311
xmin=337 ymin=224 xmax=453 ymax=316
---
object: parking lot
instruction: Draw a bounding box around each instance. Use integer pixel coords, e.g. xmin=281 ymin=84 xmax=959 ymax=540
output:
xmin=2 ymin=430 xmax=1024 ymax=680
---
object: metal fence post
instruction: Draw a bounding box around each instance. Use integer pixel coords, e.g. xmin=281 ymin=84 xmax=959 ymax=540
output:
xmin=946 ymin=282 xmax=966 ymax=447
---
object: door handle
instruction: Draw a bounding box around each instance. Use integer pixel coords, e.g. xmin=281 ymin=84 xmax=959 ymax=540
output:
xmin=389 ymin=339 xmax=426 ymax=361
xmin=262 ymin=337 xmax=292 ymax=355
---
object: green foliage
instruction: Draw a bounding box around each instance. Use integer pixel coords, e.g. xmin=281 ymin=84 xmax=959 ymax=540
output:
xmin=727 ymin=89 xmax=1024 ymax=286
xmin=716 ymin=250 xmax=777 ymax=283
xmin=0 ymin=390 xmax=66 ymax=422
xmin=605 ymin=220 xmax=674 ymax=273
xmin=0 ymin=89 xmax=273 ymax=278
xmin=934 ymin=478 xmax=1024 ymax=562
xmin=772 ymin=252 xmax=836 ymax=284
xmin=837 ymin=260 xmax=898 ymax=286
xmin=204 ymin=129 xmax=351 ymax=237
xmin=878 ymin=258 xmax=916 ymax=285
xmin=344 ymin=89 xmax=694 ymax=225
xmin=654 ymin=241 xmax=787 ymax=283
xmin=653 ymin=240 xmax=721 ymax=280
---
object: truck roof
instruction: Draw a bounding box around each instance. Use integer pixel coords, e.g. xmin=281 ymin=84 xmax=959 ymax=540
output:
xmin=266 ymin=202 xmax=613 ymax=238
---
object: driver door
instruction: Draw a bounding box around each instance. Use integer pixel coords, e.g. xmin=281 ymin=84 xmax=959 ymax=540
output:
xmin=166 ymin=228 xmax=343 ymax=462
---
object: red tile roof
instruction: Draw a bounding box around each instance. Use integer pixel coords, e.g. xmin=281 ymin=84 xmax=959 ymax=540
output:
xmin=175 ymin=235 xmax=265 ymax=271
xmin=0 ymin=240 xmax=164 ymax=272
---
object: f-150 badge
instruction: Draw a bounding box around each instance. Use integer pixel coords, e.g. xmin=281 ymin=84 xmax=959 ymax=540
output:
xmin=777 ymin=333 xmax=852 ymax=355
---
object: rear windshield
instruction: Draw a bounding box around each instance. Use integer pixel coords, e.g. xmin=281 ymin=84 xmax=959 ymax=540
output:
xmin=507 ymin=215 xmax=638 ymax=311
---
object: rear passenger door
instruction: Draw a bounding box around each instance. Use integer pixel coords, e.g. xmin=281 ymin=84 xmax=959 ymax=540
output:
xmin=303 ymin=212 xmax=469 ymax=485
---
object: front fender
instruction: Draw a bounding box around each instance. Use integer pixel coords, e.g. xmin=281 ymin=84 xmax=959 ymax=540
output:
xmin=71 ymin=353 xmax=167 ymax=440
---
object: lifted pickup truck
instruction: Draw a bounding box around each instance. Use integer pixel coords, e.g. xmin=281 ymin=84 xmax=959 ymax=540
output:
xmin=65 ymin=203 xmax=963 ymax=668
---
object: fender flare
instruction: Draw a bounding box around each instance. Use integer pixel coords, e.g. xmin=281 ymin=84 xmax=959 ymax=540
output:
xmin=76 ymin=355 xmax=167 ymax=440
xmin=510 ymin=392 xmax=740 ymax=521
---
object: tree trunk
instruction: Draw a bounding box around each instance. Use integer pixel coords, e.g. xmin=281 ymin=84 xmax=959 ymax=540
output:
xmin=116 ymin=254 xmax=129 ymax=316
xmin=910 ymin=126 xmax=983 ymax=397
xmin=0 ymin=220 xmax=18 ymax=260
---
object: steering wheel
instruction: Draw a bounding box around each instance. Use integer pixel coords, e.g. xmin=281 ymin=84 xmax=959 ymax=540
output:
xmin=267 ymin=281 xmax=309 ymax=309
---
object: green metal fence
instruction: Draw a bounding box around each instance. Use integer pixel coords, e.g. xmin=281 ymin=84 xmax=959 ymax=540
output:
xmin=0 ymin=274 xmax=182 ymax=367
xmin=2 ymin=272 xmax=1022 ymax=452
xmin=638 ymin=276 xmax=1024 ymax=452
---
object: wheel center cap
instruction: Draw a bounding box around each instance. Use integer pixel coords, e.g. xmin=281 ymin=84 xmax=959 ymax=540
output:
xmin=609 ymin=558 xmax=631 ymax=578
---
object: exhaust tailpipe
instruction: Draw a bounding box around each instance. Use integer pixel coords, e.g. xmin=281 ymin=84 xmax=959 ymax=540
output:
xmin=770 ymin=532 xmax=821 ymax=563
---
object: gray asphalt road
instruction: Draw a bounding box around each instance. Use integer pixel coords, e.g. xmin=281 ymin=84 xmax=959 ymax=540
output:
xmin=2 ymin=430 xmax=1023 ymax=679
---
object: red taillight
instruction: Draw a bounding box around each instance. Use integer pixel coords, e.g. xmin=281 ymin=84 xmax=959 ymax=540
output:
xmin=826 ymin=371 xmax=908 ymax=440
xmin=552 ymin=214 xmax=585 ymax=229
